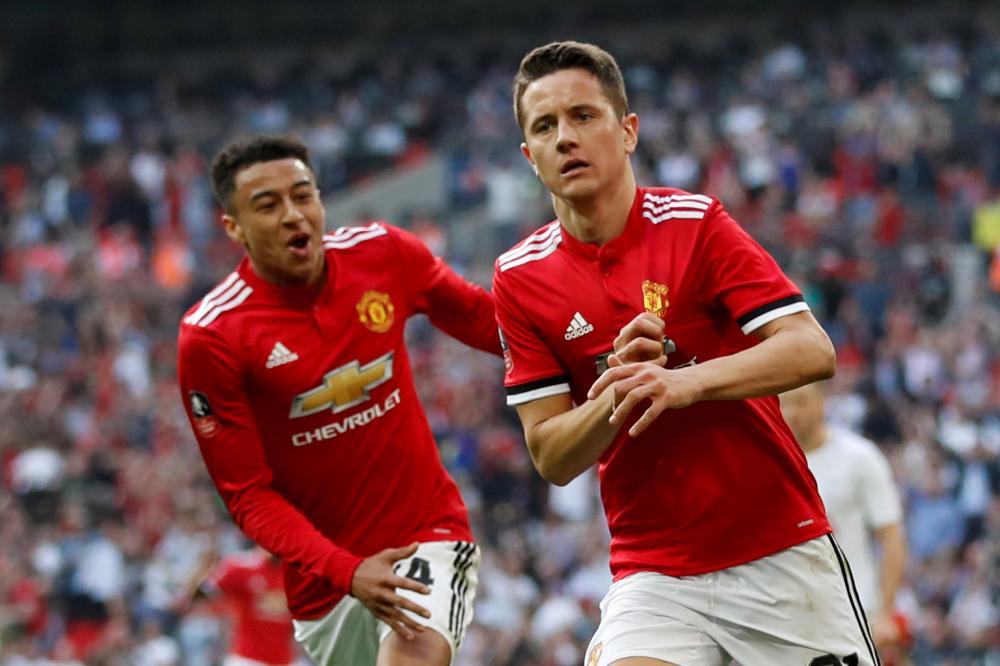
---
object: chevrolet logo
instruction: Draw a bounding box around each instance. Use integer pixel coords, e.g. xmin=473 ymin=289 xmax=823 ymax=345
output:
xmin=289 ymin=352 xmax=394 ymax=418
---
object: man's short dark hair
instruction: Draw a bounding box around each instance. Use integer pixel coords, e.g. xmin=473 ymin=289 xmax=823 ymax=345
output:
xmin=211 ymin=135 xmax=314 ymax=211
xmin=513 ymin=41 xmax=628 ymax=130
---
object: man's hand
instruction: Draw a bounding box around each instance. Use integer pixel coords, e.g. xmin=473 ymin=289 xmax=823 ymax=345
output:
xmin=611 ymin=312 xmax=668 ymax=366
xmin=588 ymin=363 xmax=704 ymax=437
xmin=350 ymin=542 xmax=431 ymax=640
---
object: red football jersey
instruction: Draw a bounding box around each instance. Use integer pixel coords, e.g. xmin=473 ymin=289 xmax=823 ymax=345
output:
xmin=206 ymin=551 xmax=294 ymax=665
xmin=178 ymin=222 xmax=499 ymax=619
xmin=493 ymin=187 xmax=830 ymax=579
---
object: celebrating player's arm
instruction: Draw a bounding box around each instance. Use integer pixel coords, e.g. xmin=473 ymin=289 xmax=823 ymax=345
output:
xmin=178 ymin=327 xmax=432 ymax=640
xmin=392 ymin=225 xmax=500 ymax=357
xmin=589 ymin=308 xmax=835 ymax=436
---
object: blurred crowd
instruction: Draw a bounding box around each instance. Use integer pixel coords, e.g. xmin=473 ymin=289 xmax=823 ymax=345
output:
xmin=1 ymin=6 xmax=999 ymax=666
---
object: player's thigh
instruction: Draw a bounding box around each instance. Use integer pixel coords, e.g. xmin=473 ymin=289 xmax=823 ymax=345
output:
xmin=585 ymin=573 xmax=727 ymax=666
xmin=711 ymin=536 xmax=880 ymax=666
xmin=377 ymin=627 xmax=451 ymax=666
xmin=377 ymin=540 xmax=480 ymax=662
xmin=293 ymin=595 xmax=379 ymax=666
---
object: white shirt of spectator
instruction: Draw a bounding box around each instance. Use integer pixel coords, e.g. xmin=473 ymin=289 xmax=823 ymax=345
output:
xmin=805 ymin=426 xmax=903 ymax=614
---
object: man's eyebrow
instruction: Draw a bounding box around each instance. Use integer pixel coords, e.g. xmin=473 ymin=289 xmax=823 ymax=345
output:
xmin=248 ymin=178 xmax=313 ymax=203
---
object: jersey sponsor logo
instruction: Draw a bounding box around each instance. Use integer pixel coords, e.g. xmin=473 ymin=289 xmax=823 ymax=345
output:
xmin=291 ymin=388 xmax=402 ymax=446
xmin=797 ymin=519 xmax=815 ymax=528
xmin=189 ymin=391 xmax=221 ymax=438
xmin=265 ymin=341 xmax=299 ymax=369
xmin=642 ymin=280 xmax=670 ymax=318
xmin=356 ymin=290 xmax=395 ymax=333
xmin=564 ymin=312 xmax=594 ymax=340
xmin=289 ymin=352 xmax=394 ymax=418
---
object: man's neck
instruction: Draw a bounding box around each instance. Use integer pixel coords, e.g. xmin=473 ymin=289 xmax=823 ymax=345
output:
xmin=799 ymin=425 xmax=828 ymax=453
xmin=552 ymin=171 xmax=636 ymax=246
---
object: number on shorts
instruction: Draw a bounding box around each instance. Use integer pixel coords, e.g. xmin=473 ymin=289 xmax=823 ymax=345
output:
xmin=402 ymin=557 xmax=434 ymax=586
xmin=809 ymin=654 xmax=859 ymax=666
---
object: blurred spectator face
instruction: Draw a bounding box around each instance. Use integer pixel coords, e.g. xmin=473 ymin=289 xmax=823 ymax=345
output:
xmin=222 ymin=158 xmax=325 ymax=286
xmin=519 ymin=68 xmax=638 ymax=203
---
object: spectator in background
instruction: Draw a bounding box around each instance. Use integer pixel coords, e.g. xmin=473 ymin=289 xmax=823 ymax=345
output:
xmin=183 ymin=547 xmax=299 ymax=666
xmin=781 ymin=382 xmax=908 ymax=651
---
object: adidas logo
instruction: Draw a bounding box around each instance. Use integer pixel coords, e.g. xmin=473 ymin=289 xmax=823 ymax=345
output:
xmin=564 ymin=312 xmax=595 ymax=340
xmin=266 ymin=342 xmax=299 ymax=369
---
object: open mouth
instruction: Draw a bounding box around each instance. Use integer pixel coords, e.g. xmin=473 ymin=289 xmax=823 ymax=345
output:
xmin=560 ymin=159 xmax=590 ymax=175
xmin=287 ymin=233 xmax=311 ymax=254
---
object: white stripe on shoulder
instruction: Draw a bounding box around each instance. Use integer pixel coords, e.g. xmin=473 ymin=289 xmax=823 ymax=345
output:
xmin=642 ymin=210 xmax=707 ymax=224
xmin=324 ymin=222 xmax=385 ymax=242
xmin=195 ymin=285 xmax=254 ymax=328
xmin=498 ymin=236 xmax=562 ymax=272
xmin=643 ymin=192 xmax=713 ymax=205
xmin=497 ymin=223 xmax=560 ymax=264
xmin=506 ymin=383 xmax=571 ymax=406
xmin=324 ymin=224 xmax=388 ymax=249
xmin=184 ymin=273 xmax=243 ymax=326
xmin=642 ymin=199 xmax=711 ymax=214
xmin=641 ymin=192 xmax=712 ymax=224
xmin=740 ymin=301 xmax=811 ymax=335
xmin=498 ymin=226 xmax=562 ymax=272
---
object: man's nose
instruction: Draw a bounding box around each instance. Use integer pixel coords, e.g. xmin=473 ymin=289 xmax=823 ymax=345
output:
xmin=556 ymin=118 xmax=578 ymax=152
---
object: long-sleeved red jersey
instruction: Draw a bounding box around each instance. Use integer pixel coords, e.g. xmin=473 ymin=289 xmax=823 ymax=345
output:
xmin=178 ymin=222 xmax=499 ymax=619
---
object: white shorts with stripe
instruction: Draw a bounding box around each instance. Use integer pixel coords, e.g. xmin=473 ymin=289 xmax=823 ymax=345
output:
xmin=293 ymin=541 xmax=479 ymax=666
xmin=585 ymin=535 xmax=879 ymax=666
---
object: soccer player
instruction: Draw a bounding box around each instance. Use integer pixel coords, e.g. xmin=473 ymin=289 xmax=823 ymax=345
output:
xmin=780 ymin=382 xmax=908 ymax=652
xmin=177 ymin=135 xmax=498 ymax=665
xmin=493 ymin=41 xmax=880 ymax=665
xmin=189 ymin=548 xmax=299 ymax=666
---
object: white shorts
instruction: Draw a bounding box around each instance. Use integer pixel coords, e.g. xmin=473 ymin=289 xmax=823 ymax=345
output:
xmin=293 ymin=541 xmax=479 ymax=666
xmin=585 ymin=536 xmax=879 ymax=666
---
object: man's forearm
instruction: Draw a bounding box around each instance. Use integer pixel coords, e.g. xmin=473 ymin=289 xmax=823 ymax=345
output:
xmin=876 ymin=523 xmax=906 ymax=612
xmin=684 ymin=318 xmax=835 ymax=402
xmin=523 ymin=389 xmax=622 ymax=486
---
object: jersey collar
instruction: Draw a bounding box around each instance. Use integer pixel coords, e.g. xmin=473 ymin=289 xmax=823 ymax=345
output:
xmin=236 ymin=255 xmax=331 ymax=307
xmin=556 ymin=187 xmax=644 ymax=260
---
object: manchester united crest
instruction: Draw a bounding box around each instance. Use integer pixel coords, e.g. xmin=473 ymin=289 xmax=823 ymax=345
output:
xmin=357 ymin=291 xmax=395 ymax=333
xmin=642 ymin=280 xmax=670 ymax=318
xmin=587 ymin=642 xmax=603 ymax=666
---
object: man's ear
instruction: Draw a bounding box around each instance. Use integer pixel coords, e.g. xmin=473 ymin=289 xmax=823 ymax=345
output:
xmin=622 ymin=113 xmax=639 ymax=155
xmin=521 ymin=142 xmax=538 ymax=175
xmin=222 ymin=214 xmax=245 ymax=245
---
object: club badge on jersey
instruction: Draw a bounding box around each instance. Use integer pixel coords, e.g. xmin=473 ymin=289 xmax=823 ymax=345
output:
xmin=356 ymin=291 xmax=395 ymax=333
xmin=642 ymin=280 xmax=669 ymax=318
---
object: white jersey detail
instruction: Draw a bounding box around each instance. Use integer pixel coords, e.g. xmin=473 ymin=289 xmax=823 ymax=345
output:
xmin=640 ymin=192 xmax=712 ymax=225
xmin=564 ymin=312 xmax=595 ymax=340
xmin=184 ymin=275 xmax=254 ymax=327
xmin=266 ymin=341 xmax=300 ymax=369
xmin=194 ymin=286 xmax=254 ymax=327
xmin=498 ymin=224 xmax=562 ymax=272
xmin=323 ymin=223 xmax=388 ymax=249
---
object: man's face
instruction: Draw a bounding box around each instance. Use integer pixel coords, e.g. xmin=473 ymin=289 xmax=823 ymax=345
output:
xmin=519 ymin=68 xmax=637 ymax=203
xmin=223 ymin=158 xmax=326 ymax=286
